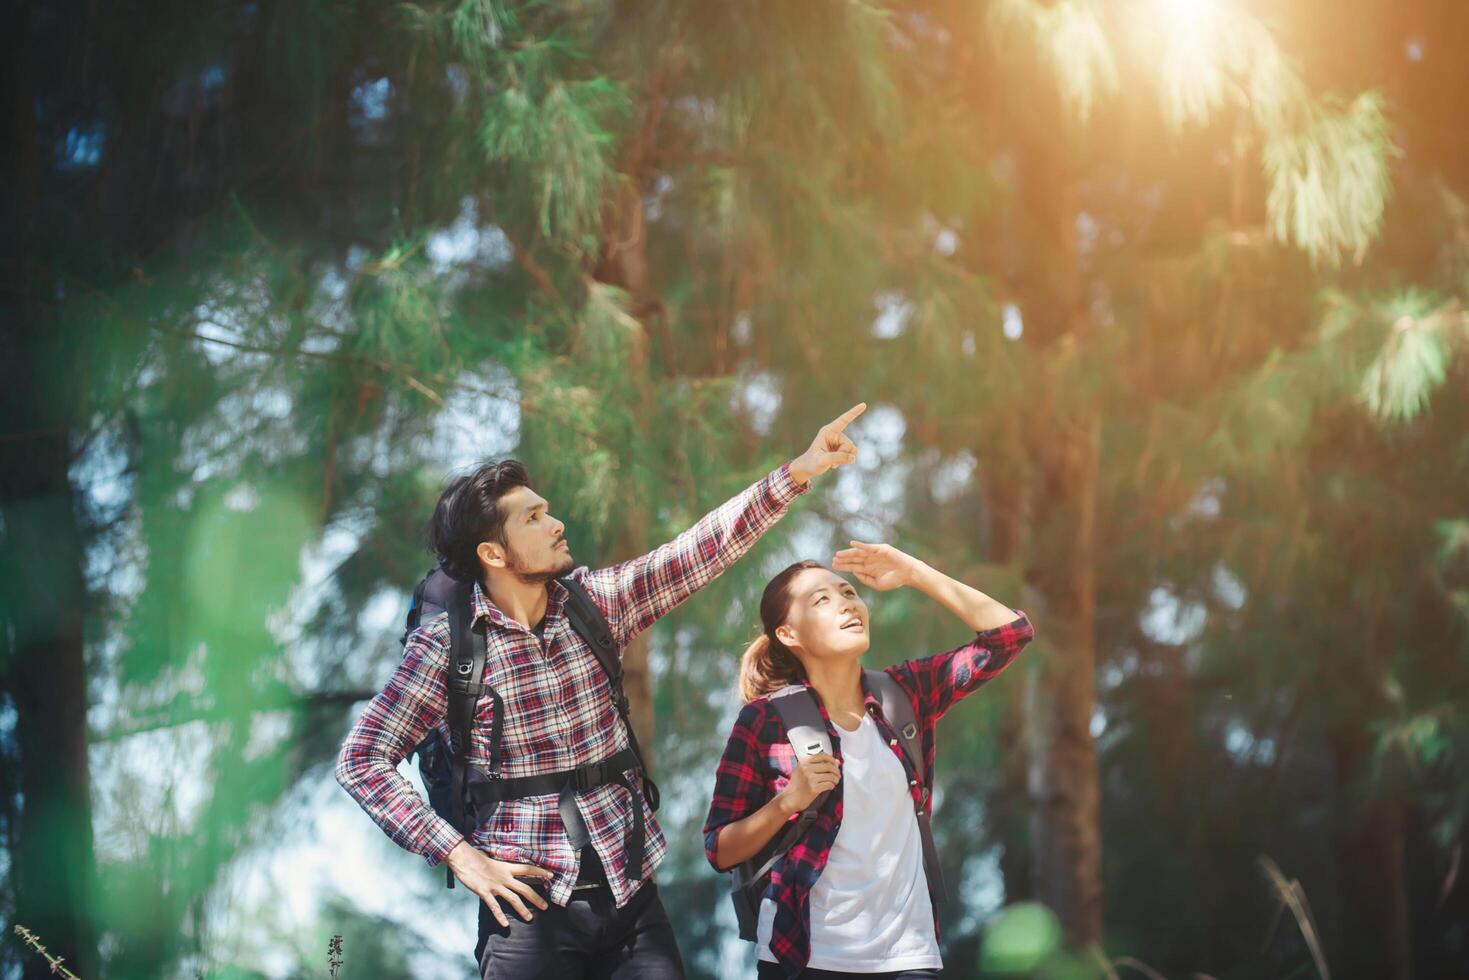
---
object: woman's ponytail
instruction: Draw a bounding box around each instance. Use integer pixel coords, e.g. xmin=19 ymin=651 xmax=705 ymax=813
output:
xmin=739 ymin=632 xmax=806 ymax=703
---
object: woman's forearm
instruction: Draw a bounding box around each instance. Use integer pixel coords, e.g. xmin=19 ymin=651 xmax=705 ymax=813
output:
xmin=908 ymin=560 xmax=1021 ymax=633
xmin=713 ymin=792 xmax=799 ymax=870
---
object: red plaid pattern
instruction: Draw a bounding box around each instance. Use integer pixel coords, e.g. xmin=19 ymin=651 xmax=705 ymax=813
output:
xmin=336 ymin=464 xmax=809 ymax=908
xmin=703 ymin=613 xmax=1034 ymax=975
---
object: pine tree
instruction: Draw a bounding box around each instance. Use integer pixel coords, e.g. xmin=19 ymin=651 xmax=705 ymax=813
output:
xmin=7 ymin=1 xmax=1468 ymax=977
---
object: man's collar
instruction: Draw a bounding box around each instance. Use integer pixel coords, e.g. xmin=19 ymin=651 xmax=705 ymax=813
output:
xmin=471 ymin=577 xmax=566 ymax=633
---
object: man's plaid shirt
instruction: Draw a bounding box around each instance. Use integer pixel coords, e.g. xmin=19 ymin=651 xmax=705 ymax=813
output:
xmin=336 ymin=464 xmax=809 ymax=909
xmin=702 ymin=613 xmax=1035 ymax=976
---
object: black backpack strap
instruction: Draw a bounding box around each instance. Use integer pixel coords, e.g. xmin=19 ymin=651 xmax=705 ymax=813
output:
xmin=865 ymin=669 xmax=946 ymax=902
xmin=445 ymin=578 xmax=491 ymax=886
xmin=729 ymin=686 xmax=835 ymax=941
xmin=557 ymin=577 xmax=618 ymax=682
xmin=556 ymin=575 xmax=660 ymax=878
xmin=558 ymin=576 xmax=649 ymax=782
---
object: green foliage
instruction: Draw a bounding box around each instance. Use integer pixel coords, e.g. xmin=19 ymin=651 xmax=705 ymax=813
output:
xmin=1264 ymin=93 xmax=1397 ymax=266
xmin=978 ymin=902 xmax=1064 ymax=974
xmin=1361 ymin=315 xmax=1449 ymax=423
xmin=987 ymin=0 xmax=1118 ymax=124
xmin=9 ymin=0 xmax=1469 ymax=977
xmin=1144 ymin=0 xmax=1303 ymax=131
xmin=480 ymin=74 xmax=631 ymax=246
xmin=449 ymin=0 xmax=513 ymax=66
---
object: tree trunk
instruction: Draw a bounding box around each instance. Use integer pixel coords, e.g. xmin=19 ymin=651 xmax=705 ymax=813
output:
xmin=1027 ymin=417 xmax=1104 ymax=944
xmin=1 ymin=15 xmax=99 ymax=975
xmin=984 ymin=458 xmax=1033 ymax=905
xmin=1016 ymin=131 xmax=1105 ymax=945
xmin=1329 ymin=728 xmax=1412 ymax=980
xmin=1 ymin=356 xmax=99 ymax=980
xmin=590 ymin=65 xmax=669 ymax=764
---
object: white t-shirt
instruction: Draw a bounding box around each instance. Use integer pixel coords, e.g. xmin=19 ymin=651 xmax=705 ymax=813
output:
xmin=757 ymin=712 xmax=942 ymax=972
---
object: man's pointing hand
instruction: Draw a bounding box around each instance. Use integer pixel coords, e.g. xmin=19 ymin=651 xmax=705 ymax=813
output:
xmin=789 ymin=402 xmax=866 ymax=486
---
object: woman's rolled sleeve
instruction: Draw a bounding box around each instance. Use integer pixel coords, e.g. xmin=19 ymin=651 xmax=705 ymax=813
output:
xmin=703 ymin=700 xmax=774 ymax=870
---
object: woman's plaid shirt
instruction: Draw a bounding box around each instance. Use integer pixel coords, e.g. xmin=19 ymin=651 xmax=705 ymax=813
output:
xmin=336 ymin=464 xmax=808 ymax=909
xmin=702 ymin=613 xmax=1035 ymax=976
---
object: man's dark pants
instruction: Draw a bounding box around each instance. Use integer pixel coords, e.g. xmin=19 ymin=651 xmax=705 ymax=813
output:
xmin=475 ymin=877 xmax=685 ymax=979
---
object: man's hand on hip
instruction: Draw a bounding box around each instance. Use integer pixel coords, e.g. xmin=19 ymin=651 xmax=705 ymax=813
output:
xmin=446 ymin=840 xmax=554 ymax=926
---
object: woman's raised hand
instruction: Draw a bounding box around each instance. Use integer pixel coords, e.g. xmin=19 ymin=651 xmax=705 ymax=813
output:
xmin=832 ymin=540 xmax=920 ymax=592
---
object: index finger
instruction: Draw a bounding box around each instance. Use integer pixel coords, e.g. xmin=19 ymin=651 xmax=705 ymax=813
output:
xmin=826 ymin=402 xmax=867 ymax=433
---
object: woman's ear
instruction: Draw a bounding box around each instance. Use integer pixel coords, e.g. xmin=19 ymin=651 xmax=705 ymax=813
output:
xmin=775 ymin=623 xmax=798 ymax=651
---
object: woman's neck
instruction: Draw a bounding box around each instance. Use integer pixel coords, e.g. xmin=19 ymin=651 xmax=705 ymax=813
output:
xmin=803 ymin=656 xmax=865 ymax=731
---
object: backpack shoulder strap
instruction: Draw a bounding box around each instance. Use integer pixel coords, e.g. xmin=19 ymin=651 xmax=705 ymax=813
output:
xmin=729 ymin=685 xmax=836 ymax=939
xmin=768 ymin=684 xmax=834 ymax=844
xmin=446 ymin=579 xmax=493 ymax=832
xmin=768 ymin=684 xmax=832 ymax=758
xmin=556 ymin=576 xmax=660 ymax=812
xmin=864 ymin=669 xmax=926 ymax=785
xmin=864 ymin=668 xmax=946 ymax=903
xmin=759 ymin=688 xmax=834 ymax=855
xmin=557 ymin=576 xmax=621 ymax=706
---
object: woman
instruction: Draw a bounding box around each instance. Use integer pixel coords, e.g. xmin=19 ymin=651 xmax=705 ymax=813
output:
xmin=703 ymin=541 xmax=1034 ymax=979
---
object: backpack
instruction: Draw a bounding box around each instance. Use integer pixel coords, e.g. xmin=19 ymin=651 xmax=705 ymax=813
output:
xmin=401 ymin=566 xmax=658 ymax=886
xmin=727 ymin=670 xmax=947 ymax=941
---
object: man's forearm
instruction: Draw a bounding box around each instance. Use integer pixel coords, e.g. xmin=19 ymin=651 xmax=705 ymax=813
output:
xmin=653 ymin=462 xmax=807 ymax=606
xmin=596 ymin=463 xmax=809 ymax=642
xmin=335 ymin=738 xmax=466 ymax=866
xmin=333 ymin=641 xmax=466 ymax=867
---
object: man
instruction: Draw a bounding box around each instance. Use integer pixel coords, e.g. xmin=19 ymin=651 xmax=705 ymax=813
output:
xmin=335 ymin=403 xmax=866 ymax=978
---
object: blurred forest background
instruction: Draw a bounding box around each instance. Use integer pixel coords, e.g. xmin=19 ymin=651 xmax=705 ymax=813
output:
xmin=3 ymin=0 xmax=1468 ymax=977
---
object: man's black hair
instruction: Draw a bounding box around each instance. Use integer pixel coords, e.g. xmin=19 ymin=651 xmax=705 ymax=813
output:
xmin=425 ymin=458 xmax=532 ymax=581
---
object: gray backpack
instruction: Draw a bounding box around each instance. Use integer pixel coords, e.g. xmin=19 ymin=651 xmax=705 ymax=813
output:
xmin=727 ymin=670 xmax=947 ymax=941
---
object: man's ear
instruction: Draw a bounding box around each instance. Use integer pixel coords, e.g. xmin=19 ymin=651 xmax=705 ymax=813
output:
xmin=477 ymin=540 xmax=506 ymax=570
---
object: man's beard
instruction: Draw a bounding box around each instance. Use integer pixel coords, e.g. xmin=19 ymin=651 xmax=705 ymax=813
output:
xmin=504 ymin=540 xmax=575 ymax=586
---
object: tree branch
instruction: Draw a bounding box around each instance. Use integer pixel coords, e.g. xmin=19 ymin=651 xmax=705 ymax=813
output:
xmin=90 ymin=689 xmax=379 ymax=743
